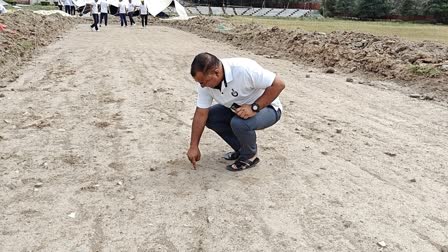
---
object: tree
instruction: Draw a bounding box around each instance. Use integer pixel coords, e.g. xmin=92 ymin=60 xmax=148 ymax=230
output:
xmin=335 ymin=0 xmax=356 ymax=17
xmin=400 ymin=0 xmax=418 ymax=16
xmin=322 ymin=0 xmax=337 ymax=17
xmin=356 ymin=0 xmax=391 ymax=19
xmin=426 ymin=0 xmax=448 ymax=23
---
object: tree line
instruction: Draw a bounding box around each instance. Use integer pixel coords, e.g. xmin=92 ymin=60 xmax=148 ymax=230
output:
xmin=322 ymin=0 xmax=448 ymax=23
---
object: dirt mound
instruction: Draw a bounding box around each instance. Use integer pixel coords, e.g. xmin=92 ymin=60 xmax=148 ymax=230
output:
xmin=0 ymin=10 xmax=78 ymax=80
xmin=164 ymin=16 xmax=448 ymax=101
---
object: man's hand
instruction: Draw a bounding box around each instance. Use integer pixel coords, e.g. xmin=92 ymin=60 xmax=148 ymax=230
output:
xmin=235 ymin=104 xmax=256 ymax=119
xmin=187 ymin=146 xmax=201 ymax=169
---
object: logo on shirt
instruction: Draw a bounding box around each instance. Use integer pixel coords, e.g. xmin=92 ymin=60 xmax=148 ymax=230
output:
xmin=231 ymin=89 xmax=238 ymax=97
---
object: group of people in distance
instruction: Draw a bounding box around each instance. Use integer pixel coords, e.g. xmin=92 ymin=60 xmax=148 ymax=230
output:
xmin=85 ymin=0 xmax=151 ymax=31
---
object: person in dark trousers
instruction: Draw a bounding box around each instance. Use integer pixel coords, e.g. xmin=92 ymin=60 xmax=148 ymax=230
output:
xmin=64 ymin=0 xmax=71 ymax=14
xmin=99 ymin=0 xmax=108 ymax=27
xmin=70 ymin=0 xmax=76 ymax=15
xmin=118 ymin=0 xmax=127 ymax=27
xmin=90 ymin=0 xmax=99 ymax=31
xmin=187 ymin=52 xmax=285 ymax=171
xmin=140 ymin=0 xmax=148 ymax=28
xmin=127 ymin=0 xmax=135 ymax=26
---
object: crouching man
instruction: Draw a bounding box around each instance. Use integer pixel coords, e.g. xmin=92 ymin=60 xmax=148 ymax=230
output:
xmin=187 ymin=52 xmax=285 ymax=172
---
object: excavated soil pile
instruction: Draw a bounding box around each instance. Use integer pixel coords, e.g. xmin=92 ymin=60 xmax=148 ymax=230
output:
xmin=0 ymin=10 xmax=78 ymax=80
xmin=165 ymin=16 xmax=448 ymax=101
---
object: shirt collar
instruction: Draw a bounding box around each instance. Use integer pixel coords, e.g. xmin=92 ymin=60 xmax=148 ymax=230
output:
xmin=221 ymin=59 xmax=233 ymax=87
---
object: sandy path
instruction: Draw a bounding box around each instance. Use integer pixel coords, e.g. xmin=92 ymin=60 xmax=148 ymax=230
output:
xmin=0 ymin=24 xmax=447 ymax=251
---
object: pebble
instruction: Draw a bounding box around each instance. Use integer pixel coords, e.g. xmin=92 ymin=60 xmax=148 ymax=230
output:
xmin=68 ymin=212 xmax=76 ymax=218
xmin=377 ymin=241 xmax=387 ymax=248
xmin=409 ymin=94 xmax=421 ymax=98
xmin=410 ymin=178 xmax=417 ymax=183
xmin=346 ymin=78 xmax=354 ymax=82
xmin=305 ymin=74 xmax=310 ymax=78
xmin=34 ymin=182 xmax=43 ymax=188
xmin=336 ymin=129 xmax=342 ymax=134
xmin=325 ymin=68 xmax=335 ymax=74
xmin=384 ymin=152 xmax=397 ymax=157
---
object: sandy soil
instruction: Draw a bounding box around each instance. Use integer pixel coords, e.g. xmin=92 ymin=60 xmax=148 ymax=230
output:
xmin=1 ymin=24 xmax=448 ymax=251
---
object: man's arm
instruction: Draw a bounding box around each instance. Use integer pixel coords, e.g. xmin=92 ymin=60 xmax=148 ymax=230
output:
xmin=254 ymin=75 xmax=285 ymax=109
xmin=187 ymin=107 xmax=209 ymax=169
xmin=235 ymin=75 xmax=285 ymax=119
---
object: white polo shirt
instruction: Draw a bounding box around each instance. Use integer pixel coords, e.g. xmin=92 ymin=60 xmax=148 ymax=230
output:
xmin=196 ymin=58 xmax=282 ymax=111
xmin=127 ymin=3 xmax=134 ymax=12
xmin=118 ymin=2 xmax=126 ymax=13
xmin=100 ymin=0 xmax=108 ymax=13
xmin=140 ymin=4 xmax=148 ymax=15
xmin=91 ymin=3 xmax=99 ymax=14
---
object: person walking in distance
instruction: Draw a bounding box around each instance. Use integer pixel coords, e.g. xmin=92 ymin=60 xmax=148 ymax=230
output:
xmin=70 ymin=0 xmax=76 ymax=15
xmin=140 ymin=0 xmax=148 ymax=28
xmin=127 ymin=0 xmax=135 ymax=26
xmin=187 ymin=52 xmax=285 ymax=171
xmin=64 ymin=0 xmax=71 ymax=14
xmin=90 ymin=0 xmax=99 ymax=31
xmin=99 ymin=0 xmax=109 ymax=27
xmin=118 ymin=0 xmax=127 ymax=27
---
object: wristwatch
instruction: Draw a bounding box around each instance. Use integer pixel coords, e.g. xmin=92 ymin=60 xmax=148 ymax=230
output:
xmin=251 ymin=103 xmax=260 ymax=113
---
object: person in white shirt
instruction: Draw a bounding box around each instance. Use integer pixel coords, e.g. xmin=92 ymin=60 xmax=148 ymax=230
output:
xmin=57 ymin=0 xmax=63 ymax=11
xmin=127 ymin=0 xmax=135 ymax=26
xmin=90 ymin=0 xmax=99 ymax=31
xmin=70 ymin=0 xmax=75 ymax=15
xmin=63 ymin=0 xmax=71 ymax=14
xmin=0 ymin=4 xmax=7 ymax=14
xmin=99 ymin=0 xmax=108 ymax=26
xmin=139 ymin=0 xmax=148 ymax=27
xmin=118 ymin=0 xmax=127 ymax=27
xmin=187 ymin=52 xmax=285 ymax=171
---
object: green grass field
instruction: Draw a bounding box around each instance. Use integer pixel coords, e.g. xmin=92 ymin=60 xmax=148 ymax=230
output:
xmin=5 ymin=3 xmax=59 ymax=11
xmin=229 ymin=16 xmax=448 ymax=44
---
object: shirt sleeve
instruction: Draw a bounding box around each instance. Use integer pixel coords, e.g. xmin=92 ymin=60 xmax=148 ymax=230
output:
xmin=196 ymin=85 xmax=213 ymax=109
xmin=249 ymin=62 xmax=276 ymax=89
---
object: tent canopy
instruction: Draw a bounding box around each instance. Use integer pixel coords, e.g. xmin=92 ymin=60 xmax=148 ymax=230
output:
xmin=0 ymin=0 xmax=9 ymax=6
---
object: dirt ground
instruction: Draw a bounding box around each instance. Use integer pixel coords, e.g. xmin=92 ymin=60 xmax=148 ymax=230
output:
xmin=1 ymin=14 xmax=448 ymax=252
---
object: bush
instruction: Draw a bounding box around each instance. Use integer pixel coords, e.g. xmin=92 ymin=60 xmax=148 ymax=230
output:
xmin=40 ymin=1 xmax=50 ymax=5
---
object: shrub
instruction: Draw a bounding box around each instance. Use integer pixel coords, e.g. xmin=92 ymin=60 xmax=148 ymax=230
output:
xmin=409 ymin=65 xmax=441 ymax=77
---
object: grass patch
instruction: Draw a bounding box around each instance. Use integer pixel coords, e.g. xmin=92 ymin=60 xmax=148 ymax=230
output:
xmin=228 ymin=16 xmax=448 ymax=44
xmin=17 ymin=4 xmax=58 ymax=11
xmin=409 ymin=65 xmax=441 ymax=77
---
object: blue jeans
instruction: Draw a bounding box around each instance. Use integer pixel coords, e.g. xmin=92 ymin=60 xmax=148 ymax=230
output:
xmin=119 ymin=13 xmax=127 ymax=26
xmin=206 ymin=104 xmax=281 ymax=160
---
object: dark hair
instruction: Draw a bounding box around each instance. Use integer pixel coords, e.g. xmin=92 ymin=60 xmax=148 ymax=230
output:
xmin=190 ymin=52 xmax=220 ymax=77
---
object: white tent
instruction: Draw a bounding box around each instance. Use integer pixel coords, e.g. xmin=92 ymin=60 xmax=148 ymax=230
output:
xmin=147 ymin=0 xmax=187 ymax=18
xmin=0 ymin=0 xmax=9 ymax=6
